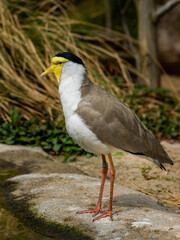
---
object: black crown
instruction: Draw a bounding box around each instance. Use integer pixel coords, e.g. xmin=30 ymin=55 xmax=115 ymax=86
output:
xmin=54 ymin=52 xmax=84 ymax=65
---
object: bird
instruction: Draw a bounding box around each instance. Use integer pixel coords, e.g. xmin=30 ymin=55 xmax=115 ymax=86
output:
xmin=41 ymin=52 xmax=173 ymax=221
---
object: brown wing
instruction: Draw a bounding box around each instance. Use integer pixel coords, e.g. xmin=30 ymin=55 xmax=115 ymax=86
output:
xmin=77 ymin=78 xmax=173 ymax=168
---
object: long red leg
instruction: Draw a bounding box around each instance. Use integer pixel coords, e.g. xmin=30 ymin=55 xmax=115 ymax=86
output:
xmin=93 ymin=153 xmax=115 ymax=221
xmin=77 ymin=154 xmax=108 ymax=216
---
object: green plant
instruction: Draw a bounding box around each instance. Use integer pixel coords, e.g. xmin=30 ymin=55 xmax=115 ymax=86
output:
xmin=140 ymin=167 xmax=152 ymax=175
xmin=0 ymin=80 xmax=179 ymax=162
xmin=123 ymin=84 xmax=180 ymax=140
xmin=0 ymin=109 xmax=93 ymax=161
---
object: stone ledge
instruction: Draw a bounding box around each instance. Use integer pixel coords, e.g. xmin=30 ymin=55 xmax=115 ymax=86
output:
xmin=1 ymin=173 xmax=180 ymax=240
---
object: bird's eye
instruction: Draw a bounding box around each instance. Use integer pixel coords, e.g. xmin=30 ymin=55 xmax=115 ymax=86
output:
xmin=59 ymin=62 xmax=63 ymax=65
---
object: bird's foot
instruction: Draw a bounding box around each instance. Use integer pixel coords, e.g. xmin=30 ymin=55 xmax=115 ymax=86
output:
xmin=93 ymin=210 xmax=113 ymax=222
xmin=76 ymin=206 xmax=101 ymax=217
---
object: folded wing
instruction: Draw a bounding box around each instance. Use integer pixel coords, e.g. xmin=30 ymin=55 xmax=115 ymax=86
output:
xmin=77 ymin=80 xmax=173 ymax=168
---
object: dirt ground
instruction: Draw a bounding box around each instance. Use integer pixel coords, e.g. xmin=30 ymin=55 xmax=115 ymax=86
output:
xmin=65 ymin=141 xmax=180 ymax=209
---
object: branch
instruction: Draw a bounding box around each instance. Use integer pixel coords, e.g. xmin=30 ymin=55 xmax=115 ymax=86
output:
xmin=153 ymin=0 xmax=180 ymax=22
xmin=116 ymin=0 xmax=140 ymax=71
xmin=119 ymin=6 xmax=140 ymax=72
xmin=104 ymin=0 xmax=112 ymax=29
xmin=121 ymin=0 xmax=131 ymax=15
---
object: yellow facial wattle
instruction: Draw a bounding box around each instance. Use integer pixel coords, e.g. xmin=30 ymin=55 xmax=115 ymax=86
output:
xmin=52 ymin=64 xmax=63 ymax=83
xmin=40 ymin=56 xmax=69 ymax=83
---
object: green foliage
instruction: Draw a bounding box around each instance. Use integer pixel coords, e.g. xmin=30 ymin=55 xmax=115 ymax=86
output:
xmin=140 ymin=166 xmax=152 ymax=175
xmin=0 ymin=109 xmax=93 ymax=161
xmin=0 ymin=84 xmax=179 ymax=163
xmin=113 ymin=152 xmax=125 ymax=157
xmin=124 ymin=84 xmax=180 ymax=140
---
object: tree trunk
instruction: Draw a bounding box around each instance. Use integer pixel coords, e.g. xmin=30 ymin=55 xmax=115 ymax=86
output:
xmin=104 ymin=0 xmax=112 ymax=29
xmin=135 ymin=0 xmax=160 ymax=88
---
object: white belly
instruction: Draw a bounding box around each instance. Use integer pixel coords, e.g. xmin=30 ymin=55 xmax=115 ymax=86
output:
xmin=65 ymin=113 xmax=112 ymax=155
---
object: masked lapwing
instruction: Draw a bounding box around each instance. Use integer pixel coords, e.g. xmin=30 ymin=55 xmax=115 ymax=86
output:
xmin=41 ymin=52 xmax=173 ymax=221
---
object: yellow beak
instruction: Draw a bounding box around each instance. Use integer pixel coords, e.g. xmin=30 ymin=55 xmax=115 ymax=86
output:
xmin=40 ymin=65 xmax=54 ymax=78
xmin=40 ymin=64 xmax=63 ymax=83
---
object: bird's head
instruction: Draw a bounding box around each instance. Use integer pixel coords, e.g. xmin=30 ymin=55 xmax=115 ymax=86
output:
xmin=40 ymin=52 xmax=84 ymax=83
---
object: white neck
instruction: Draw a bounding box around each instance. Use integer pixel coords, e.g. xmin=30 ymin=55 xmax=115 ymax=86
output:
xmin=59 ymin=61 xmax=86 ymax=119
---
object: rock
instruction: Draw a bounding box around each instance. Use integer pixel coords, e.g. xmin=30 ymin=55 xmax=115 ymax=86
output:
xmin=0 ymin=143 xmax=48 ymax=156
xmin=0 ymin=143 xmax=82 ymax=175
xmin=2 ymin=173 xmax=180 ymax=240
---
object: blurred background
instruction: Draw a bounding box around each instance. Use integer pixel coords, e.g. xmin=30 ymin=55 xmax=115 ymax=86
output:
xmin=0 ymin=0 xmax=180 ymax=158
xmin=0 ymin=0 xmax=180 ymax=162
xmin=0 ymin=1 xmax=180 ymax=239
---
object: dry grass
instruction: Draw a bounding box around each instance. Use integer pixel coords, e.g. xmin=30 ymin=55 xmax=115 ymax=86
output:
xmin=0 ymin=0 xmax=178 ymax=121
xmin=0 ymin=1 xmax=60 ymax=120
xmin=129 ymin=181 xmax=180 ymax=208
xmin=0 ymin=0 xmax=147 ymax=120
xmin=163 ymin=191 xmax=180 ymax=208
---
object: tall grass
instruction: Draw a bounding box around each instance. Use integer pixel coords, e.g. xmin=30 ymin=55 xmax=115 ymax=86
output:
xmin=0 ymin=0 xmax=147 ymax=120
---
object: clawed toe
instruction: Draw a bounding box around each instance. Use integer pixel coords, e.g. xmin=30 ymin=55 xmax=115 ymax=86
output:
xmin=93 ymin=210 xmax=113 ymax=222
xmin=76 ymin=208 xmax=113 ymax=221
xmin=76 ymin=207 xmax=101 ymax=216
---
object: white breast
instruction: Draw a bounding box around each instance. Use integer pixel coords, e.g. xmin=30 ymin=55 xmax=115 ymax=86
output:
xmin=59 ymin=61 xmax=112 ymax=155
xmin=65 ymin=113 xmax=112 ymax=154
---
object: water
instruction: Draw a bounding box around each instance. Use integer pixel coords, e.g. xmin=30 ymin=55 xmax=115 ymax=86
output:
xmin=0 ymin=169 xmax=57 ymax=240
